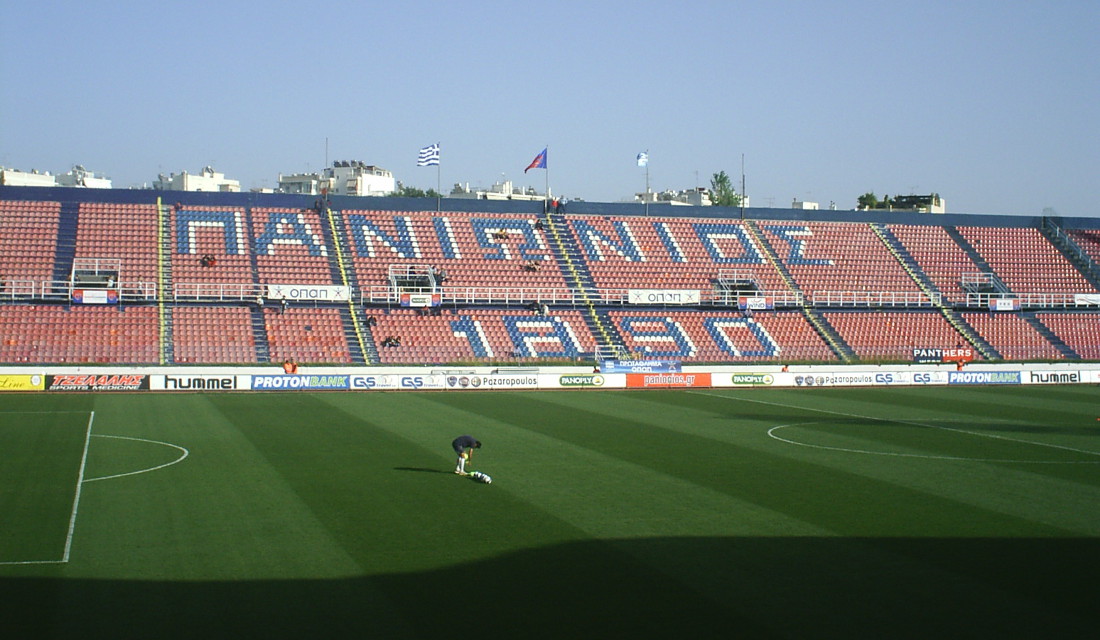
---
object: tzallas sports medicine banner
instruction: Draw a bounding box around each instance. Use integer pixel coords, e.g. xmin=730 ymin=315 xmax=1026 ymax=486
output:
xmin=47 ymin=374 xmax=148 ymax=391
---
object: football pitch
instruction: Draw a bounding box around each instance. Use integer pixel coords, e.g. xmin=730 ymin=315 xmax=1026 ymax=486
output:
xmin=2 ymin=385 xmax=1098 ymax=638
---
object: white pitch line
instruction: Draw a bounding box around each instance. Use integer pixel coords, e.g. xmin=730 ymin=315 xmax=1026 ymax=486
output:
xmin=60 ymin=411 xmax=95 ymax=564
xmin=0 ymin=412 xmax=95 ymax=566
xmin=0 ymin=419 xmax=191 ymax=566
xmin=83 ymin=435 xmax=190 ymax=482
xmin=690 ymin=390 xmax=1100 ymax=459
xmin=0 ymin=410 xmax=95 ymax=414
xmin=766 ymin=421 xmax=1100 ymax=464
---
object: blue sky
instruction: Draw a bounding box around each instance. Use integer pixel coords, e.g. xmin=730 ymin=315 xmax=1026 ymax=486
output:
xmin=2 ymin=1 xmax=1097 ymax=215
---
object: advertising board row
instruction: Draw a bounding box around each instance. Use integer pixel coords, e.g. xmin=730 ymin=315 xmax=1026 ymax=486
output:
xmin=0 ymin=367 xmax=1097 ymax=392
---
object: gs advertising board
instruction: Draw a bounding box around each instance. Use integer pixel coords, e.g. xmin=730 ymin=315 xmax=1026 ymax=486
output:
xmin=860 ymin=372 xmax=949 ymax=386
xmin=351 ymin=374 xmax=446 ymax=390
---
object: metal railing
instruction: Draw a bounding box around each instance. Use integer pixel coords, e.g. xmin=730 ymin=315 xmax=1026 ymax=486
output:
xmin=964 ymin=292 xmax=1100 ymax=309
xmin=811 ymin=290 xmax=942 ymax=307
xmin=174 ymin=282 xmax=264 ymax=301
xmin=1 ymin=279 xmax=156 ymax=302
xmin=362 ymin=285 xmax=579 ymax=306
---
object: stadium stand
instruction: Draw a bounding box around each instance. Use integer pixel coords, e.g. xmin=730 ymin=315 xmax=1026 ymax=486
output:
xmin=823 ymin=311 xmax=962 ymax=360
xmin=265 ymin=307 xmax=351 ymax=364
xmin=1 ymin=186 xmax=1098 ymax=365
xmin=957 ymin=226 xmax=1094 ymax=294
xmin=172 ymin=205 xmax=254 ymax=286
xmin=75 ymin=202 xmax=159 ymax=284
xmin=567 ymin=214 xmax=789 ymax=299
xmin=172 ymin=305 xmax=257 ymax=364
xmin=960 ymin=312 xmax=1063 ymax=361
xmin=371 ymin=307 xmax=598 ymax=365
xmin=1066 ymin=229 xmax=1100 ymax=265
xmin=253 ymin=207 xmax=335 ymax=285
xmin=608 ymin=309 xmax=836 ymax=362
xmin=343 ymin=209 xmax=573 ymax=300
xmin=886 ymin=223 xmax=980 ymax=303
xmin=757 ymin=221 xmax=922 ymax=300
xmin=1033 ymin=312 xmax=1100 ymax=360
xmin=0 ymin=304 xmax=158 ymax=363
xmin=0 ymin=200 xmax=61 ymax=295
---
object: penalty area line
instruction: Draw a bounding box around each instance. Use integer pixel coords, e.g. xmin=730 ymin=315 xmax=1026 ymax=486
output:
xmin=690 ymin=390 xmax=1100 ymax=459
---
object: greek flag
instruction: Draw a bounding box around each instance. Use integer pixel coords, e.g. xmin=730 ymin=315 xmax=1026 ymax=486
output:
xmin=637 ymin=151 xmax=649 ymax=167
xmin=417 ymin=143 xmax=440 ymax=166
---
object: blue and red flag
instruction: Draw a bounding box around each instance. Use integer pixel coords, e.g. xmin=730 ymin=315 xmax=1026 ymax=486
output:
xmin=524 ymin=148 xmax=547 ymax=173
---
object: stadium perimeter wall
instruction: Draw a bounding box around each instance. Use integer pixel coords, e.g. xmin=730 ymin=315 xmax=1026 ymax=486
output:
xmin=1 ymin=363 xmax=1097 ymax=392
xmin=4 ymin=185 xmax=1100 ymax=230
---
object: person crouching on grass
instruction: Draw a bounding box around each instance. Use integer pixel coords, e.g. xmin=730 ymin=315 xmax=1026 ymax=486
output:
xmin=452 ymin=435 xmax=481 ymax=476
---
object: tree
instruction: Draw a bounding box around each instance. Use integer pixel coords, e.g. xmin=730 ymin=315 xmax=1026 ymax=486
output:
xmin=857 ymin=192 xmax=896 ymax=210
xmin=710 ymin=171 xmax=741 ymax=207
xmin=392 ymin=184 xmax=442 ymax=199
xmin=857 ymin=192 xmax=878 ymax=210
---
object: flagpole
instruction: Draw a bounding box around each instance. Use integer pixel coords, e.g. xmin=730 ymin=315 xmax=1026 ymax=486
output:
xmin=436 ymin=142 xmax=441 ymax=212
xmin=545 ymin=144 xmax=550 ymax=214
xmin=645 ymin=149 xmax=650 ymax=216
xmin=740 ymin=153 xmax=746 ymax=221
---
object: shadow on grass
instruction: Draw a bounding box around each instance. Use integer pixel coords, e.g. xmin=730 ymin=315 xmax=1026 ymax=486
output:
xmin=2 ymin=536 xmax=1097 ymax=639
xmin=392 ymin=466 xmax=452 ymax=474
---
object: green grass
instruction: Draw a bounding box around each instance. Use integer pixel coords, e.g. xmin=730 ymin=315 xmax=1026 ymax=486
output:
xmin=1 ymin=386 xmax=1098 ymax=638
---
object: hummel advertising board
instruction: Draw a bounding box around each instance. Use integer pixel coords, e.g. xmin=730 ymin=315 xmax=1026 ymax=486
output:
xmin=151 ymin=374 xmax=251 ymax=391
